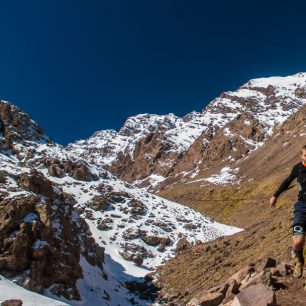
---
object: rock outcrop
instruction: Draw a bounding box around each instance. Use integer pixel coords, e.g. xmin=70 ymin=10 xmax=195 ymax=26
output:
xmin=157 ymin=257 xmax=298 ymax=305
xmin=0 ymin=169 xmax=104 ymax=300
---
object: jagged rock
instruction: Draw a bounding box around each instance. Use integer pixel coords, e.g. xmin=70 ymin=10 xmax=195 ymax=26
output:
xmin=157 ymin=245 xmax=166 ymax=252
xmin=88 ymin=195 xmax=109 ymax=211
xmin=142 ymin=235 xmax=171 ymax=246
xmin=223 ymin=278 xmax=239 ymax=304
xmin=258 ymin=258 xmax=276 ymax=271
xmin=0 ymin=184 xmax=104 ymax=301
xmin=2 ymin=300 xmax=23 ymax=306
xmin=120 ymin=252 xmax=144 ymax=265
xmin=97 ymin=218 xmax=113 ymax=231
xmin=231 ymin=283 xmax=276 ymax=306
xmin=120 ymin=242 xmax=153 ymax=265
xmin=63 ymin=159 xmax=98 ymax=181
xmin=122 ymin=228 xmax=146 ymax=240
xmin=184 ymin=223 xmax=198 ymax=230
xmin=227 ymin=265 xmax=255 ymax=284
xmin=206 ymin=282 xmax=230 ymax=296
xmin=222 ymin=302 xmax=233 ymax=306
xmin=0 ymin=102 xmax=48 ymax=154
xmin=129 ymin=199 xmax=148 ymax=216
xmin=175 ymin=237 xmax=191 ymax=253
xmin=0 ymin=170 xmax=7 ymax=184
xmin=19 ymin=170 xmax=53 ymax=199
xmin=50 ymin=283 xmax=81 ymax=301
xmin=274 ymin=263 xmax=292 ymax=277
xmin=239 ymin=270 xmax=274 ymax=291
xmin=187 ymin=292 xmax=224 ymax=306
xmin=48 ymin=164 xmax=64 ymax=178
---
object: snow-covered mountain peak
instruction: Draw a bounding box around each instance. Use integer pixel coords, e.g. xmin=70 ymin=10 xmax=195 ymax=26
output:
xmin=67 ymin=72 xmax=306 ymax=192
xmin=0 ymin=100 xmax=50 ymax=147
xmin=119 ymin=113 xmax=179 ymax=136
xmin=242 ymin=71 xmax=306 ymax=90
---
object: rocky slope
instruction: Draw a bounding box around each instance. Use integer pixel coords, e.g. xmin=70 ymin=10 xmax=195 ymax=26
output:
xmin=0 ymin=101 xmax=241 ymax=305
xmin=150 ymin=98 xmax=306 ymax=305
xmin=68 ymin=72 xmax=306 ymax=192
xmin=2 ymin=72 xmax=306 ymax=305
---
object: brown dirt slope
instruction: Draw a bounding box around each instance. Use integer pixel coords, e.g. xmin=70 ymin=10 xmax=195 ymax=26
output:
xmin=155 ymin=179 xmax=299 ymax=304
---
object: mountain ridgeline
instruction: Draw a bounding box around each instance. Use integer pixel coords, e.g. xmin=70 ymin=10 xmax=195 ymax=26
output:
xmin=1 ymin=72 xmax=306 ymax=305
xmin=68 ymin=73 xmax=306 ymax=193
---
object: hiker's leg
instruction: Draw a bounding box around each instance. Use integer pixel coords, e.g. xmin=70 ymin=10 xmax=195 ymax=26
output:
xmin=292 ymin=201 xmax=306 ymax=253
xmin=291 ymin=234 xmax=305 ymax=278
xmin=292 ymin=225 xmax=305 ymax=263
xmin=292 ymin=201 xmax=306 ymax=278
xmin=292 ymin=234 xmax=305 ymax=253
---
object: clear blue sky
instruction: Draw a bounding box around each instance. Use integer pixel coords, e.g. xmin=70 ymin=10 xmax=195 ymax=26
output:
xmin=0 ymin=0 xmax=306 ymax=145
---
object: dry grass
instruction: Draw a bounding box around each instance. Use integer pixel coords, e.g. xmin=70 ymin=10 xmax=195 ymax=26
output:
xmin=155 ymin=178 xmax=298 ymax=303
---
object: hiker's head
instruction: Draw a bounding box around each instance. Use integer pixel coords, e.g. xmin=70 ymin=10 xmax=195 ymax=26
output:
xmin=301 ymin=145 xmax=306 ymax=163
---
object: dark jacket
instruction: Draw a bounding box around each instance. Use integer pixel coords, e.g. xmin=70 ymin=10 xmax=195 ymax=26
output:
xmin=274 ymin=162 xmax=306 ymax=200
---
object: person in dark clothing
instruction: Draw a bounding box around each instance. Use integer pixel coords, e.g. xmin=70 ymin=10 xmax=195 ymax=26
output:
xmin=270 ymin=145 xmax=306 ymax=278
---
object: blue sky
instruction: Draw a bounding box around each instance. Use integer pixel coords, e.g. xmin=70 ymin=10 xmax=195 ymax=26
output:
xmin=0 ymin=0 xmax=306 ymax=145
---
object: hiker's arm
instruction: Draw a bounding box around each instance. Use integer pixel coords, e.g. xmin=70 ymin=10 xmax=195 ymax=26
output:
xmin=273 ymin=165 xmax=297 ymax=199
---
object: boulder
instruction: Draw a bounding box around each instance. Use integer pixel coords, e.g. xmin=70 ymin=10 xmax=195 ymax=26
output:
xmin=227 ymin=265 xmax=255 ymax=284
xmin=48 ymin=164 xmax=64 ymax=178
xmin=239 ymin=270 xmax=274 ymax=291
xmin=275 ymin=263 xmax=292 ymax=277
xmin=258 ymin=258 xmax=276 ymax=271
xmin=175 ymin=237 xmax=192 ymax=253
xmin=223 ymin=278 xmax=239 ymax=304
xmin=19 ymin=171 xmax=53 ymax=199
xmin=187 ymin=292 xmax=224 ymax=306
xmin=142 ymin=235 xmax=171 ymax=246
xmin=232 ymin=283 xmax=276 ymax=306
xmin=2 ymin=300 xmax=23 ymax=306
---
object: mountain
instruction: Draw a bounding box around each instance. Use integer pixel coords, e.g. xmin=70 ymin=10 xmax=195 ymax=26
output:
xmin=0 ymin=101 xmax=240 ymax=305
xmin=148 ymin=87 xmax=306 ymax=304
xmin=68 ymin=72 xmax=306 ymax=192
xmin=2 ymin=71 xmax=306 ymax=305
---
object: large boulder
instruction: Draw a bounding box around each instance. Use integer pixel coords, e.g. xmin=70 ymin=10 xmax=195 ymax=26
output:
xmin=231 ymin=283 xmax=276 ymax=306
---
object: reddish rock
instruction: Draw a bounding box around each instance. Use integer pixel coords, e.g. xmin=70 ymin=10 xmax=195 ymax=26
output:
xmin=232 ymin=283 xmax=276 ymax=306
xmin=239 ymin=270 xmax=274 ymax=291
xmin=19 ymin=171 xmax=53 ymax=199
xmin=187 ymin=292 xmax=224 ymax=306
xmin=258 ymin=258 xmax=276 ymax=271
xmin=175 ymin=237 xmax=192 ymax=254
xmin=2 ymin=300 xmax=23 ymax=306
xmin=227 ymin=265 xmax=255 ymax=284
xmin=275 ymin=263 xmax=292 ymax=277
xmin=142 ymin=235 xmax=171 ymax=246
xmin=223 ymin=278 xmax=239 ymax=304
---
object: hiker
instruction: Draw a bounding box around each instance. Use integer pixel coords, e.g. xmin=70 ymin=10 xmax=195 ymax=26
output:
xmin=270 ymin=145 xmax=306 ymax=278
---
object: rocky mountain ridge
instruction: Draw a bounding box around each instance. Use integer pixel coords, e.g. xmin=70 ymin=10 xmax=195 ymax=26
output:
xmin=0 ymin=101 xmax=240 ymax=305
xmin=2 ymin=72 xmax=306 ymax=305
xmin=68 ymin=72 xmax=306 ymax=192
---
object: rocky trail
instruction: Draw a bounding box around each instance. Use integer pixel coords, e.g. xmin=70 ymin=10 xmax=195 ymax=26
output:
xmin=276 ymin=274 xmax=306 ymax=306
xmin=169 ymin=257 xmax=306 ymax=306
